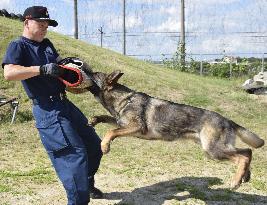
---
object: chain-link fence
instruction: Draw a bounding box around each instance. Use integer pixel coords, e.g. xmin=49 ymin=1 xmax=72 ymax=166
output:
xmin=163 ymin=52 xmax=267 ymax=78
xmin=1 ymin=0 xmax=267 ymax=65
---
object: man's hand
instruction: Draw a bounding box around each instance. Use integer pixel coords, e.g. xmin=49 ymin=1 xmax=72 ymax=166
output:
xmin=39 ymin=63 xmax=63 ymax=77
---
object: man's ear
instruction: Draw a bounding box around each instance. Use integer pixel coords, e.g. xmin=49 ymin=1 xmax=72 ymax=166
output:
xmin=24 ymin=19 xmax=29 ymax=27
xmin=106 ymin=70 xmax=124 ymax=85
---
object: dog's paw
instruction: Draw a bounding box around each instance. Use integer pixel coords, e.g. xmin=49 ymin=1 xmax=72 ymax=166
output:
xmin=101 ymin=141 xmax=110 ymax=154
xmin=242 ymin=170 xmax=251 ymax=183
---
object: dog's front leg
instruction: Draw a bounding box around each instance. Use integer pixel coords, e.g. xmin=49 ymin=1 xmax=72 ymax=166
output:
xmin=101 ymin=125 xmax=141 ymax=154
xmin=91 ymin=115 xmax=117 ymax=127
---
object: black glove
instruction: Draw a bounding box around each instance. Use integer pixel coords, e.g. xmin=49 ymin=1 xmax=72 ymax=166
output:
xmin=39 ymin=63 xmax=63 ymax=77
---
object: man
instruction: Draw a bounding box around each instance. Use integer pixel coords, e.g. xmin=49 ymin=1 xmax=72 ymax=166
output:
xmin=2 ymin=6 xmax=103 ymax=205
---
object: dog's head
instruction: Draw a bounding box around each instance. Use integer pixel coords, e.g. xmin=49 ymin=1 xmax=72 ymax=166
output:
xmin=89 ymin=70 xmax=124 ymax=93
xmin=93 ymin=70 xmax=124 ymax=90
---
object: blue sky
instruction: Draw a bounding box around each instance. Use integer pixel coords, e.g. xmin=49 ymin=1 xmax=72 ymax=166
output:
xmin=1 ymin=0 xmax=267 ymax=61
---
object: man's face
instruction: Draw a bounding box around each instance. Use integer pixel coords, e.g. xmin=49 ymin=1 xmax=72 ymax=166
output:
xmin=24 ymin=19 xmax=49 ymax=42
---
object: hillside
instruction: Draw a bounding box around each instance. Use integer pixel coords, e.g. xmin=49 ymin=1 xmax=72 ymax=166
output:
xmin=0 ymin=16 xmax=266 ymax=205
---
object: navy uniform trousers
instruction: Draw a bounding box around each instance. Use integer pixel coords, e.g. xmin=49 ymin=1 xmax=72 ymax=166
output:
xmin=32 ymin=95 xmax=102 ymax=205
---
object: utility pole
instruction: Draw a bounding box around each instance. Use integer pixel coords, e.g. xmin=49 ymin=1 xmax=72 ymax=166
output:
xmin=123 ymin=0 xmax=126 ymax=55
xmin=180 ymin=0 xmax=185 ymax=69
xmin=98 ymin=26 xmax=104 ymax=47
xmin=74 ymin=0 xmax=78 ymax=39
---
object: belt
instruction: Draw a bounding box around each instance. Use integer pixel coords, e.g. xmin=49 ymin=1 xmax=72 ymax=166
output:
xmin=31 ymin=93 xmax=67 ymax=105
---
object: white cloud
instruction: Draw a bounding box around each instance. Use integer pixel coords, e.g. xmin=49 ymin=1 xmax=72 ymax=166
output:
xmin=192 ymin=34 xmax=265 ymax=55
xmin=0 ymin=0 xmax=15 ymax=11
xmin=129 ymin=0 xmax=169 ymax=4
xmin=190 ymin=0 xmax=241 ymax=6
xmin=159 ymin=6 xmax=177 ymax=15
xmin=127 ymin=15 xmax=143 ymax=28
xmin=146 ymin=17 xmax=179 ymax=32
xmin=61 ymin=0 xmax=72 ymax=4
xmin=0 ymin=0 xmax=11 ymax=7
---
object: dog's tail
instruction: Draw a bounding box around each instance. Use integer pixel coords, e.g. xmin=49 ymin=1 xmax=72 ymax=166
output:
xmin=232 ymin=121 xmax=264 ymax=148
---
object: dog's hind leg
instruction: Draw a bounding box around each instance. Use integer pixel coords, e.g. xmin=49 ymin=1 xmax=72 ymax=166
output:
xmin=203 ymin=146 xmax=252 ymax=189
xmin=204 ymin=146 xmax=252 ymax=189
xmin=91 ymin=115 xmax=117 ymax=127
xmin=227 ymin=148 xmax=252 ymax=189
xmin=200 ymin=127 xmax=252 ymax=189
xmin=101 ymin=125 xmax=142 ymax=154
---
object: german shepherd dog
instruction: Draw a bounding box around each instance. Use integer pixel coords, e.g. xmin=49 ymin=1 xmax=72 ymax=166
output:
xmin=88 ymin=70 xmax=264 ymax=189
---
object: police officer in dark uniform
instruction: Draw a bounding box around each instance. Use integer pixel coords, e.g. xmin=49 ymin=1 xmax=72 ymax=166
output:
xmin=2 ymin=6 xmax=103 ymax=205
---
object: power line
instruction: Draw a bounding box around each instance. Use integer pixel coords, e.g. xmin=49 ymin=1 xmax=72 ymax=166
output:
xmin=2 ymin=0 xmax=267 ymax=61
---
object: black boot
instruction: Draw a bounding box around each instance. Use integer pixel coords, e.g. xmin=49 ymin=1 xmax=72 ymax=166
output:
xmin=90 ymin=187 xmax=103 ymax=199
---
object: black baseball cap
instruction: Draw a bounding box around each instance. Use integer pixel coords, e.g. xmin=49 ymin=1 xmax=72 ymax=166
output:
xmin=23 ymin=6 xmax=58 ymax=27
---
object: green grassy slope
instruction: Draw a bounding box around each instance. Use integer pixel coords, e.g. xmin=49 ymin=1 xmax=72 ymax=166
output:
xmin=1 ymin=17 xmax=266 ymax=133
xmin=0 ymin=16 xmax=266 ymax=204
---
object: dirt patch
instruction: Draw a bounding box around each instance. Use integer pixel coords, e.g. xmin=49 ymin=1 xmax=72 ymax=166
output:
xmin=1 ymin=128 xmax=266 ymax=205
xmin=1 ymin=164 xmax=267 ymax=205
xmin=249 ymin=94 xmax=267 ymax=104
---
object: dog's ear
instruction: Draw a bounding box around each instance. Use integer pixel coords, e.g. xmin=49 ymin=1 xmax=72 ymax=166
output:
xmin=106 ymin=70 xmax=124 ymax=85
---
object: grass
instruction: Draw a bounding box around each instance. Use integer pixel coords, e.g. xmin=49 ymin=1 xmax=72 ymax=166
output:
xmin=0 ymin=169 xmax=56 ymax=184
xmin=0 ymin=16 xmax=267 ymax=204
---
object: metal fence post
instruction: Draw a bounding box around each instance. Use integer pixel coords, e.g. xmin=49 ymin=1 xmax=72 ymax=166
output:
xmin=200 ymin=57 xmax=203 ymax=76
xmin=229 ymin=62 xmax=232 ymax=78
xmin=262 ymin=53 xmax=264 ymax=72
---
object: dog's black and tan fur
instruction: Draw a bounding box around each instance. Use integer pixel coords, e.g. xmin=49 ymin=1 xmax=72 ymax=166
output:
xmin=88 ymin=70 xmax=264 ymax=189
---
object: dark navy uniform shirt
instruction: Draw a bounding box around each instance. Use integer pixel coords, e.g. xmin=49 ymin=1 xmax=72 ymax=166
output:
xmin=2 ymin=36 xmax=65 ymax=99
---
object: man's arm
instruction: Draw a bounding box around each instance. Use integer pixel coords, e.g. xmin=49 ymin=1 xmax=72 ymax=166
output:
xmin=4 ymin=63 xmax=63 ymax=81
xmin=3 ymin=64 xmax=40 ymax=81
